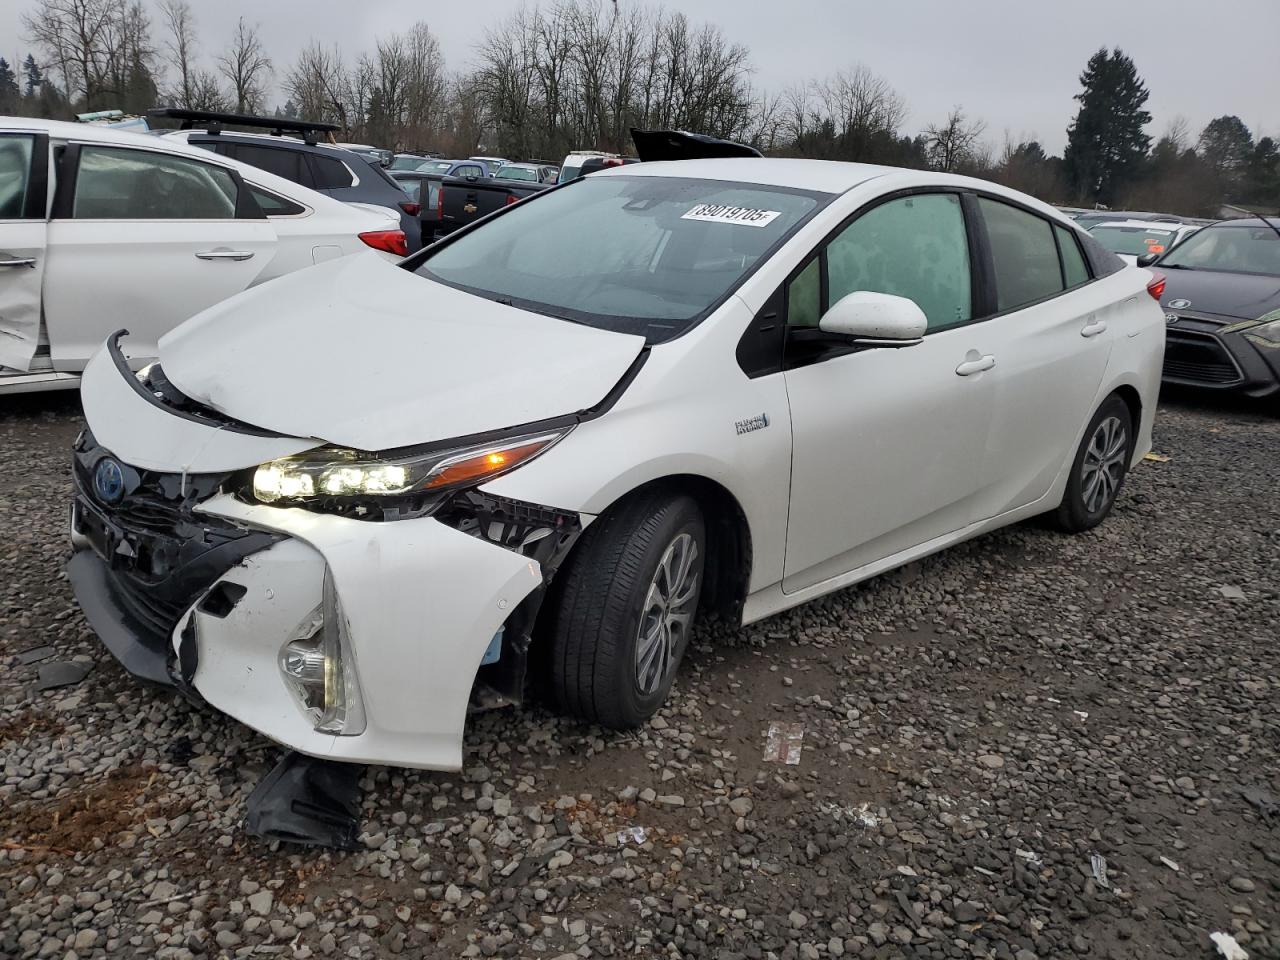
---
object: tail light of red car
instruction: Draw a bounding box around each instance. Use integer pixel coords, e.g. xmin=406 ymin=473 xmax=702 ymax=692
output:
xmin=359 ymin=230 xmax=409 ymax=257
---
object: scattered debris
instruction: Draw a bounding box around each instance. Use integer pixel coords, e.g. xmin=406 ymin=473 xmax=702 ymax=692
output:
xmin=1159 ymin=856 xmax=1180 ymax=872
xmin=1210 ymin=931 xmax=1250 ymax=960
xmin=1240 ymin=786 xmax=1278 ymax=822
xmin=35 ymin=661 xmax=91 ymax=691
xmin=1016 ymin=849 xmax=1043 ymax=868
xmin=244 ymin=752 xmax=364 ymax=850
xmin=1091 ymin=853 xmax=1110 ymax=889
xmin=1218 ymin=584 xmax=1246 ymax=600
xmin=1143 ymin=452 xmax=1172 ymax=463
xmin=615 ymin=826 xmax=648 ymax=845
xmin=1073 ymin=710 xmax=1089 ymax=723
xmin=16 ymin=645 xmax=58 ymax=665
xmin=763 ymin=722 xmax=803 ymax=764
xmin=818 ymin=801 xmax=880 ymax=828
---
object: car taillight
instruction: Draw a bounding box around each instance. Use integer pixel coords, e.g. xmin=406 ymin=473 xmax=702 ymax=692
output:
xmin=359 ymin=230 xmax=408 ymax=257
xmin=399 ymin=200 xmax=421 ymax=216
xmin=602 ymin=157 xmax=624 ymax=167
xmin=1146 ymin=270 xmax=1166 ymax=301
xmin=437 ymin=184 xmax=445 ymax=219
xmin=505 ymin=194 xmax=518 ymax=206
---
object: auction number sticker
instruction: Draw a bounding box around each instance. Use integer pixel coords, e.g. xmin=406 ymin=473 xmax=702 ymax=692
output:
xmin=682 ymin=203 xmax=782 ymax=227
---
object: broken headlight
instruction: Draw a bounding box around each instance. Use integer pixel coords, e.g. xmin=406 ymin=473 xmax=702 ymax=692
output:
xmin=250 ymin=428 xmax=570 ymax=509
xmin=279 ymin=567 xmax=366 ymax=735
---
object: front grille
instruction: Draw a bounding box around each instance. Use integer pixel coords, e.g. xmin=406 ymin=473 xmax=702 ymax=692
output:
xmin=1163 ymin=330 xmax=1242 ymax=385
xmin=72 ymin=435 xmax=281 ymax=647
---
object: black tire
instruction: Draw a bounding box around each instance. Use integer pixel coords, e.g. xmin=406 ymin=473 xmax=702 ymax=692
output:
xmin=1053 ymin=394 xmax=1134 ymax=533
xmin=545 ymin=491 xmax=705 ymax=729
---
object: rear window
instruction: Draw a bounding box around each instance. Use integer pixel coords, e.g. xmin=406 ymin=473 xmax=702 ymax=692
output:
xmin=310 ymin=154 xmax=354 ymax=189
xmin=1091 ymin=225 xmax=1177 ymax=257
xmin=395 ymin=178 xmax=421 ymax=202
xmin=417 ymin=175 xmax=827 ymax=342
xmin=496 ymin=165 xmax=538 ymax=181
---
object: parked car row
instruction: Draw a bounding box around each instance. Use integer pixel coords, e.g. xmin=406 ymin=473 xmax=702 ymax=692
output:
xmin=0 ymin=117 xmax=403 ymax=394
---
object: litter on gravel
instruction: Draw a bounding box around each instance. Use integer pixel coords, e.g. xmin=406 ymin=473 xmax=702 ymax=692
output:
xmin=34 ymin=661 xmax=91 ymax=691
xmin=1211 ymin=931 xmax=1250 ymax=960
xmin=1091 ymin=853 xmax=1110 ymax=889
xmin=1159 ymin=856 xmax=1180 ymax=872
xmin=763 ymin=722 xmax=804 ymax=764
xmin=1218 ymin=584 xmax=1247 ymax=600
xmin=1143 ymin=452 xmax=1172 ymax=462
xmin=16 ymin=644 xmax=57 ymax=665
xmin=615 ymin=826 xmax=648 ymax=845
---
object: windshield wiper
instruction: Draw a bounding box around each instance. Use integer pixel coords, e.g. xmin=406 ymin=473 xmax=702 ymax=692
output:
xmin=1162 ymin=263 xmax=1196 ymax=270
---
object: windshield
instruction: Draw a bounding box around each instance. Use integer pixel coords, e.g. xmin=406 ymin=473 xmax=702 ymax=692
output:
xmin=1092 ymin=225 xmax=1177 ymax=257
xmin=558 ymin=164 xmax=582 ymax=183
xmin=1160 ymin=223 xmax=1280 ymax=275
xmin=420 ymin=160 xmax=455 ymax=173
xmin=417 ymin=175 xmax=826 ymax=342
xmin=496 ymin=165 xmax=538 ymax=181
xmin=390 ymin=155 xmax=423 ymax=170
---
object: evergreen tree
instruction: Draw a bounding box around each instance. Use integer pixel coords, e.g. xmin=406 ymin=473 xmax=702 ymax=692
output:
xmin=1063 ymin=48 xmax=1152 ymax=205
xmin=1244 ymin=137 xmax=1280 ymax=207
xmin=22 ymin=55 xmax=42 ymax=98
xmin=1197 ymin=115 xmax=1254 ymax=197
xmin=0 ymin=59 xmax=19 ymax=113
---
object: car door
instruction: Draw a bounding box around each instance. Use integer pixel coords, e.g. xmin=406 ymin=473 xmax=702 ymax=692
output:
xmin=781 ymin=191 xmax=995 ymax=593
xmin=42 ymin=142 xmax=276 ymax=368
xmin=965 ymin=198 xmax=1114 ymax=519
xmin=0 ymin=130 xmax=50 ymax=371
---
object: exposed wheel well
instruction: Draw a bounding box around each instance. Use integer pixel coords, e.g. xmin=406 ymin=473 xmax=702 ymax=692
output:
xmin=1111 ymin=384 xmax=1142 ymax=435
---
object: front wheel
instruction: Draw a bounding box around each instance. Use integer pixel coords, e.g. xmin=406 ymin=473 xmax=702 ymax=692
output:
xmin=1054 ymin=395 xmax=1133 ymax=533
xmin=545 ymin=492 xmax=705 ymax=729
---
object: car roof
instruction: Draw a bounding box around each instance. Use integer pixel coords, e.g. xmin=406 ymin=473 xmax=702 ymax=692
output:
xmin=1091 ymin=219 xmax=1185 ymax=231
xmin=592 ymin=157 xmax=901 ymax=195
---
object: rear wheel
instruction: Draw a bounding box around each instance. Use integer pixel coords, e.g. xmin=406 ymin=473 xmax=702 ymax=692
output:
xmin=545 ymin=492 xmax=705 ymax=729
xmin=1054 ymin=394 xmax=1133 ymax=532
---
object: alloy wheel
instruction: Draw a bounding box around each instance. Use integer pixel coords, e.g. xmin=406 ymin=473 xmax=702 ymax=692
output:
xmin=635 ymin=532 xmax=699 ymax=696
xmin=1081 ymin=415 xmax=1127 ymax=514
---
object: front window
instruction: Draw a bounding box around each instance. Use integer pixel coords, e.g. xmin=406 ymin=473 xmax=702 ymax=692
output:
xmin=417 ymin=175 xmax=826 ymax=342
xmin=1091 ymin=225 xmax=1177 ymax=258
xmin=73 ymin=145 xmax=238 ymax=219
xmin=1160 ymin=222 xmax=1280 ymax=276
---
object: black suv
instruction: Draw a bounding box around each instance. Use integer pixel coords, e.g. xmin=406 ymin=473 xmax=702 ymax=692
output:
xmin=148 ymin=109 xmax=421 ymax=252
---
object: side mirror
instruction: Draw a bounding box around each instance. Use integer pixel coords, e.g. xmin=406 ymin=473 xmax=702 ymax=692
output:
xmin=1136 ymin=252 xmax=1159 ymax=268
xmin=818 ymin=291 xmax=927 ymax=346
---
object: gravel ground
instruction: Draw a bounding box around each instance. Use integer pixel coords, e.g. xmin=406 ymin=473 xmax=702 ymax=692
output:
xmin=1 ymin=390 xmax=1277 ymax=960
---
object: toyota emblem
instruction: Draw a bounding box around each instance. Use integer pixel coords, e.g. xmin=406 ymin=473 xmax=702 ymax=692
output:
xmin=92 ymin=458 xmax=126 ymax=505
xmin=1165 ymin=314 xmax=1180 ymax=325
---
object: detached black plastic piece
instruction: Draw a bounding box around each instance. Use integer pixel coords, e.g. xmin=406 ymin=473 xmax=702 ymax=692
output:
xmin=245 ymin=752 xmax=365 ymax=851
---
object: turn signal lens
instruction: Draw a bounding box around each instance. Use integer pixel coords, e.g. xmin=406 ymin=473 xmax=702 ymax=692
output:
xmin=1146 ymin=270 xmax=1166 ymax=301
xmin=423 ymin=436 xmax=562 ymax=490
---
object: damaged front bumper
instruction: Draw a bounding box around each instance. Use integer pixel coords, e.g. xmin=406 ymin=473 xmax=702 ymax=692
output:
xmin=69 ymin=342 xmax=579 ymax=771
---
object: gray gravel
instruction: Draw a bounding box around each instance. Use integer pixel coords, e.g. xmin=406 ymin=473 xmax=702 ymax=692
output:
xmin=1 ymin=390 xmax=1277 ymax=960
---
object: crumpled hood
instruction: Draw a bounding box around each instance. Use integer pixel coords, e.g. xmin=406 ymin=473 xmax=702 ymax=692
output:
xmin=158 ymin=254 xmax=646 ymax=451
xmin=1161 ymin=268 xmax=1280 ymax=322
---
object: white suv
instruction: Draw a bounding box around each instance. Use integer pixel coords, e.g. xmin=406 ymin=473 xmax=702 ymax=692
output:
xmin=70 ymin=158 xmax=1164 ymax=770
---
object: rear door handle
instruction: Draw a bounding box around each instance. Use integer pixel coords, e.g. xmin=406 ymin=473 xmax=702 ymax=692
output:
xmin=195 ymin=250 xmax=255 ymax=261
xmin=0 ymin=257 xmax=36 ymax=268
xmin=1081 ymin=317 xmax=1108 ymax=338
xmin=955 ymin=354 xmax=996 ymax=376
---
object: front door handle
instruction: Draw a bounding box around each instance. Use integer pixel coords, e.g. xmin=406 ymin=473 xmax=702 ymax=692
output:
xmin=955 ymin=354 xmax=996 ymax=376
xmin=195 ymin=250 xmax=255 ymax=261
xmin=0 ymin=257 xmax=36 ymax=268
xmin=1081 ymin=317 xmax=1108 ymax=338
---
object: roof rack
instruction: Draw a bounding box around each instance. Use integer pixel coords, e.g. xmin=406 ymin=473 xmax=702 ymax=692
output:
xmin=147 ymin=108 xmax=339 ymax=146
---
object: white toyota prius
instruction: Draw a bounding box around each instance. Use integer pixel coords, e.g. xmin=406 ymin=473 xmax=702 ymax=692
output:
xmin=70 ymin=157 xmax=1165 ymax=770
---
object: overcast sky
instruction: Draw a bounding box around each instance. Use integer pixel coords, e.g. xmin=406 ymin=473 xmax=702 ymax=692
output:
xmin=2 ymin=0 xmax=1276 ymax=153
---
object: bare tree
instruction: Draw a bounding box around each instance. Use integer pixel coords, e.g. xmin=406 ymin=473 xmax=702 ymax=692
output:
xmin=157 ymin=0 xmax=196 ymax=106
xmin=217 ymin=17 xmax=271 ymax=113
xmin=925 ymin=106 xmax=986 ymax=172
xmin=285 ymin=42 xmax=351 ymax=131
xmin=22 ymin=0 xmax=124 ymax=108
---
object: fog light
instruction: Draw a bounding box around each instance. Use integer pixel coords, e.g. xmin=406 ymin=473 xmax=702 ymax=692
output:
xmin=278 ymin=567 xmax=366 ymax=735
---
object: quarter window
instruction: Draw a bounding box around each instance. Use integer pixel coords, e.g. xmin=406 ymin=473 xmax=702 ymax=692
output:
xmin=979 ymin=197 xmax=1065 ymax=311
xmin=0 ymin=135 xmax=34 ymax=219
xmin=1055 ymin=225 xmax=1090 ymax=288
xmin=825 ymin=193 xmax=972 ymax=332
xmin=249 ymin=185 xmax=305 ymax=216
xmin=310 ymin=155 xmax=354 ymax=189
xmin=73 ymin=146 xmax=238 ymax=219
xmin=787 ymin=257 xmax=821 ymax=329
